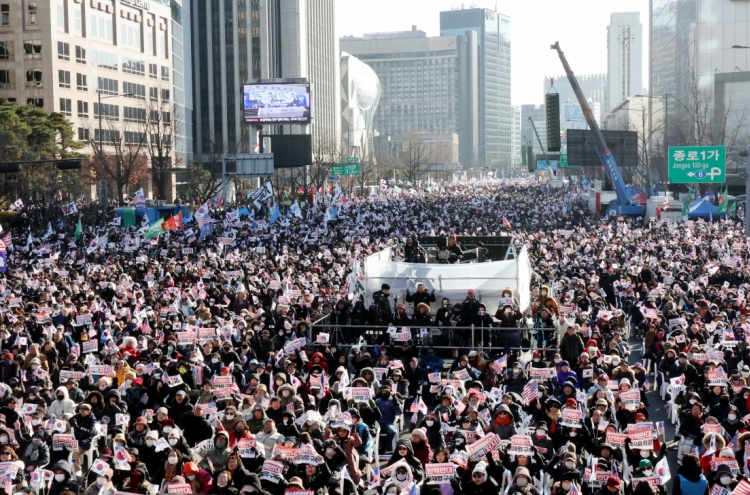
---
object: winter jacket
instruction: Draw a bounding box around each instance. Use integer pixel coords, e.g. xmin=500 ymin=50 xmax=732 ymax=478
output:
xmin=198 ymin=432 xmax=232 ymax=474
xmin=256 ymin=424 xmax=284 ymax=459
xmin=48 ymin=460 xmax=79 ymax=495
xmin=375 ymin=396 xmax=403 ymax=426
xmin=48 ymin=386 xmax=76 ymax=418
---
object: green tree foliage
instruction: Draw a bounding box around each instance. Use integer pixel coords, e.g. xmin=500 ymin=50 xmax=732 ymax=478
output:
xmin=0 ymin=101 xmax=87 ymax=202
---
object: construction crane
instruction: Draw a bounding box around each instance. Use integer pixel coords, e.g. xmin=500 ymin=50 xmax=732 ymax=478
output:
xmin=528 ymin=117 xmax=551 ymax=173
xmin=551 ymin=42 xmax=644 ymax=216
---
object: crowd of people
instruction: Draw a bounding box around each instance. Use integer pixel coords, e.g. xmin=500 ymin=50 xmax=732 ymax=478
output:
xmin=0 ymin=179 xmax=745 ymax=495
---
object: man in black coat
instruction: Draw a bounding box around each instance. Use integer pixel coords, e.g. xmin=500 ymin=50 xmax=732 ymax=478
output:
xmin=373 ymin=284 xmax=392 ymax=325
xmin=69 ymin=402 xmax=97 ymax=469
xmin=177 ymin=404 xmax=214 ymax=447
xmin=405 ymin=283 xmax=436 ymax=308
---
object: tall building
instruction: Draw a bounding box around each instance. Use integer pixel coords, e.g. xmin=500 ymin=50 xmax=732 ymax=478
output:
xmin=651 ymin=0 xmax=750 ymax=145
xmin=607 ymin=12 xmax=643 ymax=112
xmin=340 ymin=51 xmax=381 ymax=155
xmin=0 ymin=0 xmax=181 ymax=197
xmin=510 ymin=105 xmax=521 ymax=168
xmin=440 ymin=7 xmax=511 ymax=170
xmin=521 ymin=104 xmax=546 ymax=157
xmin=543 ymin=74 xmax=608 ymax=124
xmin=171 ymin=0 xmax=193 ymax=164
xmin=191 ymin=0 xmax=340 ymax=161
xmin=340 ymin=27 xmax=479 ymax=167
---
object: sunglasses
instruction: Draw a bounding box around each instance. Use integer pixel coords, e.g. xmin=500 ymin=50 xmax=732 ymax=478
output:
xmin=473 ymin=473 xmax=484 ymax=479
xmin=0 ymin=452 xmax=10 ymax=456
xmin=397 ymin=447 xmax=407 ymax=451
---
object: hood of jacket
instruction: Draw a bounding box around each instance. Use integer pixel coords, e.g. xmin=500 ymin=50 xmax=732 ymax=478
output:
xmin=54 ymin=386 xmax=70 ymax=401
xmin=277 ymin=383 xmax=297 ymax=397
xmin=394 ymin=439 xmax=414 ymax=457
xmin=50 ymin=459 xmax=72 ymax=477
xmin=241 ymin=472 xmax=264 ymax=493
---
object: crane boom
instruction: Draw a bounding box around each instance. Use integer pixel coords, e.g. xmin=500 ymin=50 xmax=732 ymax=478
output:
xmin=528 ymin=117 xmax=550 ymax=170
xmin=550 ymin=42 xmax=643 ymax=216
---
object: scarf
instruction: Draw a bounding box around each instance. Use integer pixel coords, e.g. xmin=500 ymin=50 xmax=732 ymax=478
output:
xmin=494 ymin=413 xmax=512 ymax=427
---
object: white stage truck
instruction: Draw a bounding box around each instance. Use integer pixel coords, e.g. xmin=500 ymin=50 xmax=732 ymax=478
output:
xmin=363 ymin=235 xmax=532 ymax=316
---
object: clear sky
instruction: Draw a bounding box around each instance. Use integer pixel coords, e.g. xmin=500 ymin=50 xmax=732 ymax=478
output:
xmin=336 ymin=0 xmax=650 ymax=107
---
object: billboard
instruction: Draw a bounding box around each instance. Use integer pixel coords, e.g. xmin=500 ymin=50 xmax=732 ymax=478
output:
xmin=242 ymin=83 xmax=313 ymax=124
xmin=564 ymin=104 xmax=585 ymax=121
xmin=262 ymin=135 xmax=312 ymax=168
xmin=566 ymin=129 xmax=638 ymax=167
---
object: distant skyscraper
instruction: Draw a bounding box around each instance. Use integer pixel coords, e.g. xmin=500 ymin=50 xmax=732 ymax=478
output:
xmin=543 ymin=74 xmax=608 ymax=124
xmin=511 ymin=105 xmax=521 ymax=168
xmin=191 ymin=0 xmax=339 ymax=159
xmin=521 ymin=104 xmax=546 ymax=157
xmin=340 ymin=27 xmax=479 ymax=166
xmin=440 ymin=7 xmax=511 ymax=171
xmin=607 ymin=12 xmax=643 ymax=111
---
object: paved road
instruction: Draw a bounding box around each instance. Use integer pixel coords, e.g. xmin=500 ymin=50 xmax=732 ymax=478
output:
xmin=627 ymin=335 xmax=679 ymax=490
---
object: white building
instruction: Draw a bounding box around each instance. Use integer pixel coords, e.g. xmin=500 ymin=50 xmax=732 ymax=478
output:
xmin=510 ymin=105 xmax=521 ymax=168
xmin=607 ymin=12 xmax=643 ymax=112
xmin=340 ymin=51 xmax=381 ymax=156
xmin=0 ymin=0 xmax=180 ymax=199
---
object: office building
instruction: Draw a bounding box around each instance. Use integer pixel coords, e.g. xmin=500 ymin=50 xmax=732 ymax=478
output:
xmin=191 ymin=0 xmax=340 ymax=161
xmin=521 ymin=104 xmax=546 ymax=156
xmin=340 ymin=51 xmax=381 ymax=155
xmin=511 ymin=105 xmax=521 ymax=168
xmin=543 ymin=74 xmax=607 ymax=124
xmin=0 ymin=0 xmax=182 ymax=198
xmin=651 ymin=0 xmax=750 ymax=148
xmin=441 ymin=6 xmax=511 ymax=170
xmin=607 ymin=12 xmax=643 ymax=112
xmin=340 ymin=27 xmax=479 ymax=167
xmin=171 ymin=0 xmax=192 ymax=165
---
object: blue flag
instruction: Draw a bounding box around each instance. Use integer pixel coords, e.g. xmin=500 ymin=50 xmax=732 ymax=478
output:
xmin=269 ymin=208 xmax=281 ymax=225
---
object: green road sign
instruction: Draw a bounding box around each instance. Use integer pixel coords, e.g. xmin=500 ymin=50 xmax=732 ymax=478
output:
xmin=346 ymin=156 xmax=360 ymax=164
xmin=668 ymin=146 xmax=726 ymax=183
xmin=559 ymin=153 xmax=581 ymax=168
xmin=330 ymin=163 xmax=360 ymax=176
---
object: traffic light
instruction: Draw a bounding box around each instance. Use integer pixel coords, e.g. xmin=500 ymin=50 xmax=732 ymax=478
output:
xmin=546 ymin=93 xmax=561 ymax=152
xmin=0 ymin=164 xmax=20 ymax=174
xmin=56 ymin=159 xmax=82 ymax=170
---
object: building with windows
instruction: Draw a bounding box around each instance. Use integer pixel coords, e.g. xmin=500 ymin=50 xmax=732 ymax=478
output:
xmin=190 ymin=0 xmax=340 ymax=164
xmin=521 ymin=104 xmax=546 ymax=157
xmin=607 ymin=12 xmax=643 ymax=113
xmin=510 ymin=105 xmax=521 ymax=169
xmin=340 ymin=27 xmax=479 ymax=167
xmin=650 ymin=0 xmax=750 ymax=153
xmin=543 ymin=74 xmax=608 ymax=125
xmin=440 ymin=7 xmax=511 ymax=171
xmin=0 ymin=0 xmax=188 ymax=200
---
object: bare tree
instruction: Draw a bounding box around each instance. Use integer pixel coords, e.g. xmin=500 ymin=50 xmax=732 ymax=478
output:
xmin=393 ymin=133 xmax=434 ymax=185
xmin=144 ymin=82 xmax=181 ymax=201
xmin=86 ymin=116 xmax=149 ymax=206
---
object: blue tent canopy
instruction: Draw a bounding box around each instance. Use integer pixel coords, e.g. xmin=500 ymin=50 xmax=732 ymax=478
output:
xmin=688 ymin=198 xmax=726 ymax=218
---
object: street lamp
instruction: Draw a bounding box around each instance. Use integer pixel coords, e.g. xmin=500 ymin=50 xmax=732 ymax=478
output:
xmin=96 ymin=90 xmax=133 ymax=215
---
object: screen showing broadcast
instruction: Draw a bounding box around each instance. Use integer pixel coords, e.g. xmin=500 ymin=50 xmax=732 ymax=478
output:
xmin=242 ymin=83 xmax=313 ymax=124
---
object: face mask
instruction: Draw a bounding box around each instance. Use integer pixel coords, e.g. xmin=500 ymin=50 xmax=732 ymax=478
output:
xmin=168 ymin=346 xmax=174 ymax=352
xmin=146 ymin=440 xmax=155 ymax=447
xmin=225 ymin=414 xmax=234 ymax=420
xmin=97 ymin=477 xmax=107 ymax=487
xmin=588 ymin=347 xmax=597 ymax=355
xmin=169 ymin=439 xmax=178 ymax=446
xmin=55 ymin=474 xmax=66 ymax=482
xmin=611 ymin=359 xmax=620 ymax=366
xmin=689 ymin=399 xmax=697 ymax=405
xmin=643 ymin=470 xmax=653 ymax=476
xmin=168 ymin=456 xmax=178 ymax=464
xmin=326 ymin=448 xmax=335 ymax=456
xmin=554 ymin=358 xmax=561 ymax=364
xmin=640 ymin=451 xmax=650 ymax=458
xmin=721 ymin=476 xmax=732 ymax=485
xmin=282 ymin=391 xmax=290 ymax=398
xmin=29 ymin=394 xmax=36 ymax=400
xmin=729 ymin=413 xmax=737 ymax=421
xmin=536 ymin=429 xmax=545 ymax=437
xmin=212 ymin=358 xmax=219 ymax=364
xmin=517 ymin=478 xmax=528 ymax=487
xmin=187 ymin=475 xmax=195 ymax=481
xmin=396 ymin=473 xmax=407 ymax=481
xmin=425 ymin=420 xmax=434 ymax=427
xmin=562 ymin=482 xmax=572 ymax=491
xmin=0 ymin=436 xmax=7 ymax=443
xmin=569 ymin=431 xmax=578 ymax=437
xmin=455 ymin=439 xmax=464 ymax=445
xmin=163 ymin=427 xmax=172 ymax=434
xmin=32 ymin=439 xmax=42 ymax=445
xmin=215 ymin=440 xmax=227 ymax=449
xmin=565 ymin=461 xmax=575 ymax=469
xmin=57 ymin=395 xmax=64 ymax=401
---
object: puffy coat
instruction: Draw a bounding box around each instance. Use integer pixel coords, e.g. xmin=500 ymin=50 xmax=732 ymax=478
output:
xmin=48 ymin=386 xmax=76 ymax=419
xmin=256 ymin=420 xmax=284 ymax=459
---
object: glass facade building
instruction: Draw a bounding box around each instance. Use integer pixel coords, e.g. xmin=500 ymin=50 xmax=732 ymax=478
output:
xmin=440 ymin=7 xmax=511 ymax=170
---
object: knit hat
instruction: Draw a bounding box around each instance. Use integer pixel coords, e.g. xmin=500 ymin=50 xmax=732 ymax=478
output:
xmin=473 ymin=461 xmax=487 ymax=478
xmin=607 ymin=477 xmax=621 ymax=489
xmin=411 ymin=428 xmax=427 ymax=440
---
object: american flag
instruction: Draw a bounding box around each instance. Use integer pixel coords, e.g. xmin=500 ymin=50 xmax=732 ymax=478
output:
xmin=201 ymin=402 xmax=218 ymax=415
xmin=522 ymin=380 xmax=538 ymax=405
xmin=657 ymin=421 xmax=665 ymax=436
xmin=408 ymin=483 xmax=418 ymax=495
xmin=492 ymin=356 xmax=507 ymax=374
xmin=223 ymin=295 xmax=231 ymax=306
xmin=568 ymin=480 xmax=581 ymax=495
xmin=734 ymin=479 xmax=750 ymax=495
xmin=727 ymin=431 xmax=740 ymax=450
